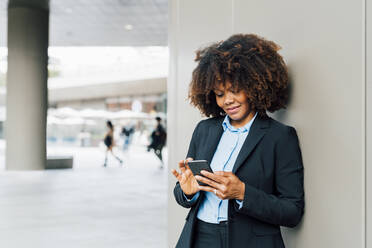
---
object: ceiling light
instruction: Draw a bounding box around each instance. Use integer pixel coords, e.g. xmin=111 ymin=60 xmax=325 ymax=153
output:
xmin=124 ymin=24 xmax=133 ymax=31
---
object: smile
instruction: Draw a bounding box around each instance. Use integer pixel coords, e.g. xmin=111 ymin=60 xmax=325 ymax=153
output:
xmin=226 ymin=106 xmax=240 ymax=114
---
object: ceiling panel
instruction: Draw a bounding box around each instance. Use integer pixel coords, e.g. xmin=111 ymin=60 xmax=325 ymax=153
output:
xmin=0 ymin=0 xmax=168 ymax=47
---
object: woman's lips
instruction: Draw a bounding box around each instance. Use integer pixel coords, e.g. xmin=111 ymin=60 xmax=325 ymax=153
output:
xmin=226 ymin=106 xmax=240 ymax=115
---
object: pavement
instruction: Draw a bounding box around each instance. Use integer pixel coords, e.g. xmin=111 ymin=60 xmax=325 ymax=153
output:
xmin=0 ymin=142 xmax=168 ymax=248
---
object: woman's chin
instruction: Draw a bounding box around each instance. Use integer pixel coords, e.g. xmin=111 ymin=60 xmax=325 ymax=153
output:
xmin=228 ymin=114 xmax=242 ymax=121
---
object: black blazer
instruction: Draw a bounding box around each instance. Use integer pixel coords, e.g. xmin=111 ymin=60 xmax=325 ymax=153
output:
xmin=173 ymin=115 xmax=304 ymax=248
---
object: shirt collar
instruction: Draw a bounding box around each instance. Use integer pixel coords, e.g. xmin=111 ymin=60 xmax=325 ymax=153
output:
xmin=222 ymin=112 xmax=258 ymax=133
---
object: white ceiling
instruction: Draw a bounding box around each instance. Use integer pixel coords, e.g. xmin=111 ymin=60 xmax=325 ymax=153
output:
xmin=0 ymin=0 xmax=168 ymax=47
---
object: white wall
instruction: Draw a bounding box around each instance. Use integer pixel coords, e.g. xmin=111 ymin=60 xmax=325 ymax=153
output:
xmin=168 ymin=0 xmax=367 ymax=247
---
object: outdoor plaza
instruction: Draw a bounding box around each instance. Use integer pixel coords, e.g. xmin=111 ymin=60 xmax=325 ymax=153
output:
xmin=0 ymin=141 xmax=168 ymax=248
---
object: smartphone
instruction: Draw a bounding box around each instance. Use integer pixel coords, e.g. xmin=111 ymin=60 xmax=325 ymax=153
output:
xmin=187 ymin=160 xmax=213 ymax=186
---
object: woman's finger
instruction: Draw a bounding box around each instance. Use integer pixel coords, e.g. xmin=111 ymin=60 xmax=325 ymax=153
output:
xmin=198 ymin=185 xmax=226 ymax=200
xmin=195 ymin=175 xmax=222 ymax=190
xmin=214 ymin=171 xmax=229 ymax=177
xmin=185 ymin=163 xmax=193 ymax=175
xmin=184 ymin=158 xmax=194 ymax=172
xmin=178 ymin=160 xmax=187 ymax=173
xmin=200 ymin=170 xmax=225 ymax=184
xmin=198 ymin=185 xmax=215 ymax=193
xmin=171 ymin=169 xmax=182 ymax=181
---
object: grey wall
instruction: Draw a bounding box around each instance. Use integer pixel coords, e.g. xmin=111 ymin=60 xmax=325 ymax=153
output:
xmin=367 ymin=1 xmax=371 ymax=247
xmin=168 ymin=0 xmax=368 ymax=247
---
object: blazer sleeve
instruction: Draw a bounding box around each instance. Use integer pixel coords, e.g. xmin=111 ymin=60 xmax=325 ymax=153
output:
xmin=236 ymin=126 xmax=305 ymax=228
xmin=173 ymin=121 xmax=202 ymax=208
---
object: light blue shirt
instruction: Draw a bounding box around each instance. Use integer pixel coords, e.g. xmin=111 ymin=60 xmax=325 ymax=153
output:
xmin=185 ymin=112 xmax=257 ymax=224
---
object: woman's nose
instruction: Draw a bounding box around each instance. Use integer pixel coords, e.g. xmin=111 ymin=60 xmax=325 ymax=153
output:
xmin=224 ymin=92 xmax=234 ymax=105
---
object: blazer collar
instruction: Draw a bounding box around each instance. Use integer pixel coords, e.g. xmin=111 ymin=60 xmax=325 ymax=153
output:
xmin=204 ymin=115 xmax=270 ymax=173
xmin=232 ymin=115 xmax=270 ymax=173
xmin=204 ymin=117 xmax=224 ymax=163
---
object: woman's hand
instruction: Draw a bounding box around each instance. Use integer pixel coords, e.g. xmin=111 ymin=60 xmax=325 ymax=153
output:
xmin=195 ymin=171 xmax=245 ymax=201
xmin=171 ymin=158 xmax=200 ymax=196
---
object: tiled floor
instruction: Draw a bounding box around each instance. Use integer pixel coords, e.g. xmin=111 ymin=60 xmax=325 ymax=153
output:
xmin=0 ymin=144 xmax=167 ymax=248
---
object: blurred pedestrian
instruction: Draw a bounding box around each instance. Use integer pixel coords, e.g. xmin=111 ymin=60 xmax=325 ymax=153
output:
xmin=121 ymin=125 xmax=135 ymax=152
xmin=147 ymin=117 xmax=166 ymax=168
xmin=103 ymin=120 xmax=123 ymax=167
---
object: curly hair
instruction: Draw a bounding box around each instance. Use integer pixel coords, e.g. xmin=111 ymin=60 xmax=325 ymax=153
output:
xmin=188 ymin=33 xmax=289 ymax=117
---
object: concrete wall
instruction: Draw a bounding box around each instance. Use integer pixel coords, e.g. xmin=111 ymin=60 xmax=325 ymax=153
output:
xmin=367 ymin=1 xmax=371 ymax=247
xmin=168 ymin=0 xmax=367 ymax=247
xmin=7 ymin=3 xmax=49 ymax=170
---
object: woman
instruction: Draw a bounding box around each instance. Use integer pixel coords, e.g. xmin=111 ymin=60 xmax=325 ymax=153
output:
xmin=171 ymin=34 xmax=304 ymax=248
xmin=103 ymin=120 xmax=123 ymax=167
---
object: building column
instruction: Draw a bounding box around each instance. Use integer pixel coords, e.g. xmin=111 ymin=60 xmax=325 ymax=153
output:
xmin=6 ymin=0 xmax=49 ymax=170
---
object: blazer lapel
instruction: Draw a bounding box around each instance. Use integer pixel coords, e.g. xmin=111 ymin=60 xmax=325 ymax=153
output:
xmin=204 ymin=118 xmax=224 ymax=163
xmin=232 ymin=115 xmax=270 ymax=174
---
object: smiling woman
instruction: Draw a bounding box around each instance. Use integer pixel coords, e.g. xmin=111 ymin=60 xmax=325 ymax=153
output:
xmin=172 ymin=34 xmax=304 ymax=248
xmin=188 ymin=33 xmax=289 ymax=119
xmin=213 ymin=82 xmax=255 ymax=128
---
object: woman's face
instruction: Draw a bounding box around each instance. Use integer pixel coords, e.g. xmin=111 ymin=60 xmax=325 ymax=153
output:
xmin=213 ymin=82 xmax=256 ymax=128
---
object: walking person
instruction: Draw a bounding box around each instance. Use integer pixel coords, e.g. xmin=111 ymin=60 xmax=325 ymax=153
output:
xmin=121 ymin=125 xmax=134 ymax=152
xmin=148 ymin=117 xmax=167 ymax=168
xmin=171 ymin=34 xmax=304 ymax=248
xmin=103 ymin=120 xmax=123 ymax=167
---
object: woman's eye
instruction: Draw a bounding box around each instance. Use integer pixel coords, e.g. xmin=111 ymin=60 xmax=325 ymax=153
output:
xmin=215 ymin=93 xmax=223 ymax=97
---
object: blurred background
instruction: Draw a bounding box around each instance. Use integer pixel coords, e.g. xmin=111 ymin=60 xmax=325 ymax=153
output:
xmin=0 ymin=46 xmax=169 ymax=168
xmin=0 ymin=0 xmax=169 ymax=169
xmin=0 ymin=0 xmax=169 ymax=247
